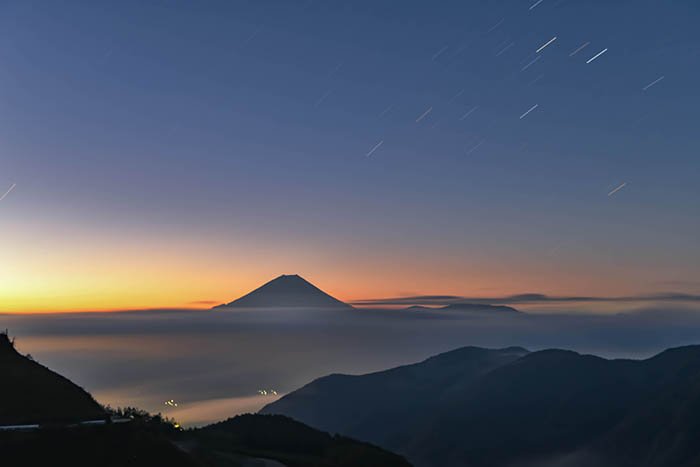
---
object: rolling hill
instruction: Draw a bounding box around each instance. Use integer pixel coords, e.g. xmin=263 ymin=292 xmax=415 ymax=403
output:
xmin=262 ymin=344 xmax=700 ymax=467
xmin=186 ymin=413 xmax=412 ymax=467
xmin=261 ymin=346 xmax=529 ymax=448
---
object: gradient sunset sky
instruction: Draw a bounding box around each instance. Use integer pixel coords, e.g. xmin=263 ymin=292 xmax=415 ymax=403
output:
xmin=1 ymin=1 xmax=699 ymax=313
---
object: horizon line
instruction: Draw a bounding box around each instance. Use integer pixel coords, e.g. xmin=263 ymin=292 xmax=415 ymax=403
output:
xmin=3 ymin=290 xmax=700 ymax=315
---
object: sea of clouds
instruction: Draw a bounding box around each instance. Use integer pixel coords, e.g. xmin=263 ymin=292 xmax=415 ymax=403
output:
xmin=3 ymin=305 xmax=700 ymax=426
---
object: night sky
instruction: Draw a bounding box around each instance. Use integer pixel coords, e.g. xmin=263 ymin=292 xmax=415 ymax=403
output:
xmin=1 ymin=0 xmax=699 ymax=312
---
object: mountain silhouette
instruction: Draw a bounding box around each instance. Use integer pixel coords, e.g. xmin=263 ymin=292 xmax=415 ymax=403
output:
xmin=404 ymin=303 xmax=520 ymax=313
xmin=440 ymin=302 xmax=519 ymax=312
xmin=262 ymin=344 xmax=700 ymax=467
xmin=0 ymin=332 xmax=105 ymax=425
xmin=215 ymin=274 xmax=352 ymax=309
xmin=261 ymin=346 xmax=529 ymax=458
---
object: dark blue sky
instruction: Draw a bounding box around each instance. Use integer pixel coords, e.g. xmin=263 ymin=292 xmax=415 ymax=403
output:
xmin=1 ymin=0 xmax=699 ymax=311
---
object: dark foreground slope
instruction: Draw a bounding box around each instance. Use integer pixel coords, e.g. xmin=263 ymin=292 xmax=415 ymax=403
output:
xmin=1 ymin=331 xmax=411 ymax=467
xmin=262 ymin=344 xmax=700 ymax=467
xmin=1 ymin=410 xmax=411 ymax=467
xmin=0 ymin=332 xmax=105 ymax=425
xmin=0 ymin=333 xmax=197 ymax=466
xmin=185 ymin=413 xmax=412 ymax=467
xmin=0 ymin=422 xmax=199 ymax=467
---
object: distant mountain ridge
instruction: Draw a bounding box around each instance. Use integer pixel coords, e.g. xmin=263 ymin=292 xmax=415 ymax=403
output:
xmin=215 ymin=274 xmax=352 ymax=309
xmin=261 ymin=346 xmax=529 ymax=454
xmin=215 ymin=274 xmax=521 ymax=313
xmin=404 ymin=303 xmax=520 ymax=313
xmin=262 ymin=344 xmax=700 ymax=467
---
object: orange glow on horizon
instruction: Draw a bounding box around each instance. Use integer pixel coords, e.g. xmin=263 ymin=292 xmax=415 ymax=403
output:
xmin=2 ymin=217 xmax=691 ymax=314
xmin=0 ymin=260 xmax=666 ymax=314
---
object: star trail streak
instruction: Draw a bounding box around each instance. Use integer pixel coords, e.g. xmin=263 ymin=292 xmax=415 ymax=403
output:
xmin=496 ymin=42 xmax=515 ymax=56
xmin=569 ymin=42 xmax=590 ymax=56
xmin=529 ymin=0 xmax=544 ymax=10
xmin=432 ymin=46 xmax=448 ymax=61
xmin=466 ymin=140 xmax=485 ymax=155
xmin=487 ymin=18 xmax=504 ymax=33
xmin=607 ymin=182 xmax=627 ymax=197
xmin=521 ymin=55 xmax=541 ymax=71
xmin=459 ymin=106 xmax=479 ymax=120
xmin=365 ymin=140 xmax=384 ymax=157
xmin=315 ymin=89 xmax=332 ymax=106
xmin=519 ymin=104 xmax=539 ymax=119
xmin=587 ymin=48 xmax=608 ymax=64
xmin=0 ymin=183 xmax=16 ymax=202
xmin=536 ymin=36 xmax=557 ymax=53
xmin=379 ymin=104 xmax=394 ymax=117
xmin=643 ymin=76 xmax=665 ymax=91
xmin=416 ymin=106 xmax=433 ymax=123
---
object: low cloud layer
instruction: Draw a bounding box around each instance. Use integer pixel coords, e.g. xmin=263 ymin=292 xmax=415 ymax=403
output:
xmin=352 ymin=292 xmax=700 ymax=307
